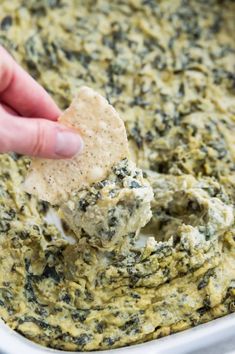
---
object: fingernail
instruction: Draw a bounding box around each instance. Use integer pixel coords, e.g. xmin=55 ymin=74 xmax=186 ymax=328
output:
xmin=55 ymin=131 xmax=83 ymax=157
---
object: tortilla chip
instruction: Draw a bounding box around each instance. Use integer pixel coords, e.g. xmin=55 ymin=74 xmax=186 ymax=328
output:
xmin=24 ymin=86 xmax=129 ymax=204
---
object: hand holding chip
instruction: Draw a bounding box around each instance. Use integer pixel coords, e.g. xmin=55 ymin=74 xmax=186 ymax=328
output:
xmin=0 ymin=46 xmax=83 ymax=158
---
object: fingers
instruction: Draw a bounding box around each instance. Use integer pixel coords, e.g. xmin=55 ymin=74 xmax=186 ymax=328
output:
xmin=0 ymin=46 xmax=61 ymax=120
xmin=0 ymin=46 xmax=83 ymax=159
xmin=0 ymin=107 xmax=83 ymax=158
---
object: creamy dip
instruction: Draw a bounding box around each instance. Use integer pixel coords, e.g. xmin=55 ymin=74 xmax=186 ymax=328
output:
xmin=0 ymin=0 xmax=235 ymax=351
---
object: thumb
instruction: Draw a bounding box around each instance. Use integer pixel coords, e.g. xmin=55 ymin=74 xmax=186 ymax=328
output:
xmin=0 ymin=114 xmax=83 ymax=159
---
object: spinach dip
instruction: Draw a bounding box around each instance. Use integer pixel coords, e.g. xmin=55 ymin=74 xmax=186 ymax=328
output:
xmin=0 ymin=0 xmax=235 ymax=351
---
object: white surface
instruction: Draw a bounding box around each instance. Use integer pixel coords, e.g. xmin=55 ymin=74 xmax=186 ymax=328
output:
xmin=1 ymin=313 xmax=235 ymax=354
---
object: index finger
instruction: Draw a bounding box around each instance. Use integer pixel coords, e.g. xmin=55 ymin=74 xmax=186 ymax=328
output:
xmin=0 ymin=46 xmax=61 ymax=120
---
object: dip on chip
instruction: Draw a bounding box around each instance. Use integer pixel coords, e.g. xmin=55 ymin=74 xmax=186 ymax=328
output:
xmin=61 ymin=158 xmax=153 ymax=250
xmin=24 ymin=87 xmax=153 ymax=250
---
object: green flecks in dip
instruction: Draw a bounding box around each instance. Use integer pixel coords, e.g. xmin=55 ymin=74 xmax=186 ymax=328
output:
xmin=0 ymin=0 xmax=235 ymax=351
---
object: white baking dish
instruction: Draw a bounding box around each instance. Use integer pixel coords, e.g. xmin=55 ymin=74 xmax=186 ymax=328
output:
xmin=1 ymin=313 xmax=235 ymax=354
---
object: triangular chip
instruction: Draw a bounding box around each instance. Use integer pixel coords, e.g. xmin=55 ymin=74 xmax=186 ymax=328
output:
xmin=24 ymin=86 xmax=129 ymax=204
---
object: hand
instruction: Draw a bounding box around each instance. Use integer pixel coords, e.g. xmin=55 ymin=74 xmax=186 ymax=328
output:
xmin=0 ymin=46 xmax=83 ymax=158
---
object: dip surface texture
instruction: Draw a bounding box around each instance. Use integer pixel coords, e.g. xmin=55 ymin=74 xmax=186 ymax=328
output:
xmin=0 ymin=0 xmax=235 ymax=351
